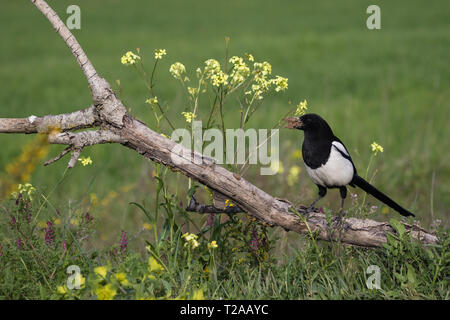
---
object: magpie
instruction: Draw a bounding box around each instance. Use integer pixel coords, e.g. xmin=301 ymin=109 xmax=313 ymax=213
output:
xmin=286 ymin=113 xmax=415 ymax=217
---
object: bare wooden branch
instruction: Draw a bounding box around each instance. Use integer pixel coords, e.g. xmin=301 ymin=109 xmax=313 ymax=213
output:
xmin=31 ymin=0 xmax=100 ymax=94
xmin=47 ymin=130 xmax=127 ymax=168
xmin=31 ymin=0 xmax=126 ymax=127
xmin=0 ymin=0 xmax=438 ymax=248
xmin=185 ymin=196 xmax=244 ymax=214
xmin=0 ymin=106 xmax=97 ymax=134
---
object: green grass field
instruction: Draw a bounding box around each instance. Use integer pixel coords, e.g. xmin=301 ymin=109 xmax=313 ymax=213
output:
xmin=0 ymin=0 xmax=449 ymax=300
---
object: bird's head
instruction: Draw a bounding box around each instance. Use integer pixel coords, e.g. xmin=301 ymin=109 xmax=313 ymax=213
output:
xmin=285 ymin=113 xmax=328 ymax=131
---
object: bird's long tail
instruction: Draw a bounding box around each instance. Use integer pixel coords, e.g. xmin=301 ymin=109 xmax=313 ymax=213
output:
xmin=352 ymin=175 xmax=415 ymax=217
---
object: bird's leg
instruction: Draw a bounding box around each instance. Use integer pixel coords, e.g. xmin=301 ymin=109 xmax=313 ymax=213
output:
xmin=306 ymin=186 xmax=327 ymax=213
xmin=333 ymin=187 xmax=348 ymax=228
xmin=338 ymin=186 xmax=347 ymax=216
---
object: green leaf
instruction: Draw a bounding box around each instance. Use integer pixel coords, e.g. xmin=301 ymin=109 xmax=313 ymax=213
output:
xmin=130 ymin=202 xmax=154 ymax=223
xmin=406 ymin=264 xmax=417 ymax=286
xmin=389 ymin=218 xmax=405 ymax=237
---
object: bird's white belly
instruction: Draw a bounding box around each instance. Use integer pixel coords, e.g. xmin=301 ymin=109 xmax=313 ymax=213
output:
xmin=305 ymin=147 xmax=354 ymax=187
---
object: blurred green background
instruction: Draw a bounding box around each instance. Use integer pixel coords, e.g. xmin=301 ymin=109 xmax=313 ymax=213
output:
xmin=0 ymin=0 xmax=449 ymax=244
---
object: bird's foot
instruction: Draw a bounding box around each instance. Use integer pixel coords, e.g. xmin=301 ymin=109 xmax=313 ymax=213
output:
xmin=305 ymin=206 xmax=318 ymax=214
xmin=332 ymin=212 xmax=348 ymax=230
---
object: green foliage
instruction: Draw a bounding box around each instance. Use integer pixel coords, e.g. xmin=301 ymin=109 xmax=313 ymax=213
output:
xmin=1 ymin=184 xmax=448 ymax=300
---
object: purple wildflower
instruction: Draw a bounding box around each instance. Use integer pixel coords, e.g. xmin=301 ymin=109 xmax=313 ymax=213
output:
xmin=206 ymin=213 xmax=215 ymax=227
xmin=16 ymin=238 xmax=23 ymax=250
xmin=62 ymin=241 xmax=67 ymax=251
xmin=45 ymin=221 xmax=55 ymax=246
xmin=11 ymin=216 xmax=16 ymax=225
xmin=251 ymin=228 xmax=259 ymax=252
xmin=0 ymin=242 xmax=2 ymax=257
xmin=85 ymin=211 xmax=93 ymax=222
xmin=119 ymin=230 xmax=128 ymax=253
xmin=15 ymin=193 xmax=23 ymax=206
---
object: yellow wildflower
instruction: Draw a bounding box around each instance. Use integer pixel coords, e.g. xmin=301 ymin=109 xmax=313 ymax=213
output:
xmin=295 ymin=99 xmax=308 ymax=116
xmin=154 ymin=48 xmax=166 ymax=60
xmin=115 ymin=272 xmax=130 ymax=286
xmin=225 ymin=199 xmax=235 ymax=207
xmin=143 ymin=223 xmax=152 ymax=230
xmin=145 ymin=97 xmax=158 ymax=105
xmin=381 ymin=207 xmax=389 ymax=214
xmin=191 ymin=288 xmax=205 ymax=300
xmin=287 ymin=165 xmax=301 ymax=187
xmin=229 ymin=56 xmax=250 ymax=85
xmin=371 ymin=142 xmax=384 ymax=155
xmin=94 ymin=266 xmax=108 ymax=278
xmin=53 ymin=218 xmax=62 ymax=225
xmin=254 ymin=61 xmax=272 ymax=76
xmin=182 ymin=232 xmax=200 ymax=249
xmin=181 ymin=111 xmax=196 ymax=123
xmin=148 ymin=256 xmax=164 ymax=273
xmin=208 ymin=240 xmax=218 ymax=249
xmin=204 ymin=59 xmax=221 ymax=78
xmin=169 ymin=62 xmax=186 ymax=79
xmin=121 ymin=51 xmax=140 ymax=66
xmin=96 ymin=284 xmax=117 ymax=300
xmin=78 ymin=156 xmax=92 ymax=166
xmin=210 ymin=70 xmax=229 ymax=87
xmin=271 ymin=76 xmax=288 ymax=92
xmin=245 ymin=53 xmax=255 ymax=62
xmin=57 ymin=286 xmax=67 ymax=295
xmin=187 ymin=87 xmax=199 ymax=97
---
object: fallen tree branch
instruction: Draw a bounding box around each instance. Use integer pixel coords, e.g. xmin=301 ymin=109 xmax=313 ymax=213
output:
xmin=185 ymin=196 xmax=244 ymax=214
xmin=0 ymin=0 xmax=438 ymax=248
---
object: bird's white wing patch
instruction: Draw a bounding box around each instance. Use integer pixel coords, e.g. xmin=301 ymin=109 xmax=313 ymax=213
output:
xmin=305 ymin=145 xmax=354 ymax=187
xmin=332 ymin=141 xmax=350 ymax=157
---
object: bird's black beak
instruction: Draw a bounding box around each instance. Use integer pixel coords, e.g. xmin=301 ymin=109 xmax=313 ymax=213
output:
xmin=285 ymin=117 xmax=303 ymax=130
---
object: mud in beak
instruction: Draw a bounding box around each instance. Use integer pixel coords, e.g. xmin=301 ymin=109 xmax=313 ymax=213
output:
xmin=285 ymin=117 xmax=303 ymax=129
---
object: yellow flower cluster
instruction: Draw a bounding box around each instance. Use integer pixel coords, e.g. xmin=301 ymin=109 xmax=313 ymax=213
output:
xmin=225 ymin=199 xmax=235 ymax=207
xmin=245 ymin=53 xmax=255 ymax=62
xmin=169 ymin=62 xmax=186 ymax=79
xmin=115 ymin=272 xmax=129 ymax=286
xmin=271 ymin=75 xmax=289 ymax=92
xmin=208 ymin=240 xmax=218 ymax=249
xmin=371 ymin=142 xmax=384 ymax=155
xmin=94 ymin=265 xmax=108 ymax=278
xmin=229 ymin=56 xmax=250 ymax=85
xmin=204 ymin=59 xmax=221 ymax=77
xmin=295 ymin=100 xmax=308 ymax=116
xmin=187 ymin=87 xmax=199 ymax=97
xmin=78 ymin=156 xmax=92 ymax=166
xmin=2 ymin=133 xmax=49 ymax=198
xmin=16 ymin=183 xmax=36 ymax=199
xmin=121 ymin=51 xmax=140 ymax=65
xmin=96 ymin=283 xmax=117 ymax=300
xmin=181 ymin=111 xmax=196 ymax=123
xmin=182 ymin=232 xmax=199 ymax=249
xmin=148 ymin=256 xmax=165 ymax=273
xmin=211 ymin=70 xmax=229 ymax=87
xmin=154 ymin=48 xmax=166 ymax=60
xmin=145 ymin=97 xmax=158 ymax=105
xmin=244 ymin=60 xmax=288 ymax=99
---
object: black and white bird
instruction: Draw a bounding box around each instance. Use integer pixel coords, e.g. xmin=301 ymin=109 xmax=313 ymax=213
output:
xmin=286 ymin=113 xmax=414 ymax=217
